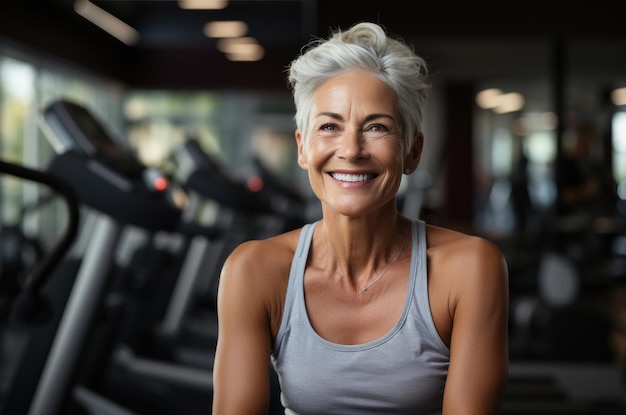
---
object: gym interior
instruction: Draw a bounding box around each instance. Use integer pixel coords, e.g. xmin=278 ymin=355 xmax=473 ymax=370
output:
xmin=1 ymin=1 xmax=626 ymax=414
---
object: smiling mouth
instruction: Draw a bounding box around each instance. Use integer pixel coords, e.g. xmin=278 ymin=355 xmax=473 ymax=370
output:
xmin=329 ymin=172 xmax=377 ymax=182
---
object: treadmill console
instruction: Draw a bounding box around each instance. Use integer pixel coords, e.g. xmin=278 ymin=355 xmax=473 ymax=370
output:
xmin=40 ymin=99 xmax=180 ymax=230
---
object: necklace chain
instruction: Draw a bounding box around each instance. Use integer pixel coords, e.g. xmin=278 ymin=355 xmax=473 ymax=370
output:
xmin=360 ymin=222 xmax=410 ymax=293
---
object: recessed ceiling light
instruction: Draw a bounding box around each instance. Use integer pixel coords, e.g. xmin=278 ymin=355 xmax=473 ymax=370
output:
xmin=226 ymin=45 xmax=264 ymax=62
xmin=216 ymin=37 xmax=264 ymax=61
xmin=179 ymin=0 xmax=228 ymax=10
xmin=216 ymin=37 xmax=257 ymax=53
xmin=493 ymin=92 xmax=525 ymax=114
xmin=476 ymin=88 xmax=525 ymax=114
xmin=476 ymin=88 xmax=503 ymax=109
xmin=611 ymin=87 xmax=626 ymax=106
xmin=204 ymin=21 xmax=248 ymax=38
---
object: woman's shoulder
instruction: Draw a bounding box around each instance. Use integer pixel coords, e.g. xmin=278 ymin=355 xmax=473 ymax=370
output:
xmin=425 ymin=223 xmax=508 ymax=287
xmin=218 ymin=227 xmax=304 ymax=337
xmin=425 ymin=224 xmax=504 ymax=261
xmin=221 ymin=227 xmax=303 ymax=287
xmin=424 ymin=223 xmax=508 ymax=331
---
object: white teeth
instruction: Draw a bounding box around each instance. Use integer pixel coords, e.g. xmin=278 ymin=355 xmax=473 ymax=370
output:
xmin=330 ymin=173 xmax=374 ymax=182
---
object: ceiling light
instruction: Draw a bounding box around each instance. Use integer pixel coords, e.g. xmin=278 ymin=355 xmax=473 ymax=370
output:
xmin=204 ymin=21 xmax=248 ymax=38
xmin=216 ymin=38 xmax=264 ymax=61
xmin=179 ymin=0 xmax=228 ymax=10
xmin=476 ymin=88 xmax=503 ymax=109
xmin=493 ymin=92 xmax=525 ymax=114
xmin=74 ymin=0 xmax=139 ymax=46
xmin=216 ymin=37 xmax=257 ymax=53
xmin=611 ymin=87 xmax=626 ymax=106
xmin=476 ymin=88 xmax=525 ymax=114
xmin=225 ymin=45 xmax=264 ymax=61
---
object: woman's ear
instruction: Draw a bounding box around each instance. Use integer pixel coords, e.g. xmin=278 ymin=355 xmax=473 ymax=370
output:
xmin=295 ymin=130 xmax=308 ymax=170
xmin=404 ymin=132 xmax=424 ymax=174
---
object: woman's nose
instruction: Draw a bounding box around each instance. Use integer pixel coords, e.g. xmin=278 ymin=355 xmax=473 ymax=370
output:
xmin=337 ymin=128 xmax=367 ymax=160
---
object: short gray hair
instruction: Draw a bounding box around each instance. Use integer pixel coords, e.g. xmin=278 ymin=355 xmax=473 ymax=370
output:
xmin=287 ymin=22 xmax=430 ymax=155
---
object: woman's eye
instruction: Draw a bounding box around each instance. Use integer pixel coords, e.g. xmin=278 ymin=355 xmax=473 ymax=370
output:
xmin=319 ymin=123 xmax=337 ymax=131
xmin=364 ymin=124 xmax=390 ymax=136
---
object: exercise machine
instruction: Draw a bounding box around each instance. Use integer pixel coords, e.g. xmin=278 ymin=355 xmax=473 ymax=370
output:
xmin=0 ymin=157 xmax=80 ymax=414
xmin=21 ymin=99 xmax=283 ymax=415
xmin=2 ymin=98 xmax=183 ymax=415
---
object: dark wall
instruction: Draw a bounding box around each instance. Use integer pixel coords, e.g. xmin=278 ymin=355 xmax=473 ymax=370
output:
xmin=4 ymin=1 xmax=626 ymax=91
xmin=0 ymin=2 xmax=129 ymax=82
xmin=0 ymin=1 xmax=298 ymax=91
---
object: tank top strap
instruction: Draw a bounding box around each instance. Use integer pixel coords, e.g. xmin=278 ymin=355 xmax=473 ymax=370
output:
xmin=274 ymin=221 xmax=317 ymax=353
xmin=412 ymin=218 xmax=446 ymax=351
xmin=409 ymin=218 xmax=424 ymax=313
xmin=413 ymin=218 xmax=427 ymax=289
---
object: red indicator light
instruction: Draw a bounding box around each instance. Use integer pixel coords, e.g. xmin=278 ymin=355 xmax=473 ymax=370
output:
xmin=153 ymin=177 xmax=168 ymax=191
xmin=247 ymin=176 xmax=264 ymax=192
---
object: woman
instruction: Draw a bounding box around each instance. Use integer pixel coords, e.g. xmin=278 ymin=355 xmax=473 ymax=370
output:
xmin=212 ymin=22 xmax=509 ymax=415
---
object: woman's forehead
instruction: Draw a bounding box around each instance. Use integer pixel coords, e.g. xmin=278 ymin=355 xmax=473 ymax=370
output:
xmin=311 ymin=72 xmax=399 ymax=120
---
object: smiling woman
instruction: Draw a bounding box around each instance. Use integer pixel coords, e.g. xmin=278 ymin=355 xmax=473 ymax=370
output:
xmin=295 ymin=71 xmax=410 ymax=217
xmin=212 ymin=22 xmax=509 ymax=415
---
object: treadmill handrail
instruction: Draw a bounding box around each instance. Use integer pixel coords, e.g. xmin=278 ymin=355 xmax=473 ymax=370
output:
xmin=0 ymin=158 xmax=81 ymax=324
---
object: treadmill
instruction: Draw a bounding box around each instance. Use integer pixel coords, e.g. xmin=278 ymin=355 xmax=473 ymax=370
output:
xmin=22 ymin=99 xmax=182 ymax=415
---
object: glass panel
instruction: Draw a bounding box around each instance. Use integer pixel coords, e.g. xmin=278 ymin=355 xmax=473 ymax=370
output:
xmin=0 ymin=57 xmax=35 ymax=162
xmin=122 ymin=90 xmax=302 ymax=194
xmin=613 ymin=111 xmax=626 ymax=182
xmin=0 ymin=53 xmax=125 ymax=250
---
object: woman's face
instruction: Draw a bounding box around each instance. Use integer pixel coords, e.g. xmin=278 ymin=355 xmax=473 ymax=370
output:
xmin=296 ymin=71 xmax=416 ymax=217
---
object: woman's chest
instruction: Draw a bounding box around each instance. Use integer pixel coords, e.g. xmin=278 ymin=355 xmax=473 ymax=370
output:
xmin=303 ymin=271 xmax=410 ymax=345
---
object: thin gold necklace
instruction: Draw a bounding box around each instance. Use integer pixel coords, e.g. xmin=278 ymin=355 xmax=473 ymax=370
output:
xmin=360 ymin=222 xmax=410 ymax=293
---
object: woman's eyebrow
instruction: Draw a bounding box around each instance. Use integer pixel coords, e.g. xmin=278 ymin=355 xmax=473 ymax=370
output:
xmin=314 ymin=112 xmax=397 ymax=123
xmin=364 ymin=113 xmax=397 ymax=123
xmin=314 ymin=111 xmax=343 ymax=120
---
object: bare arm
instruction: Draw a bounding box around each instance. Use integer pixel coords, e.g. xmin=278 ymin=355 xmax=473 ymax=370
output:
xmin=442 ymin=237 xmax=509 ymax=415
xmin=212 ymin=241 xmax=274 ymax=415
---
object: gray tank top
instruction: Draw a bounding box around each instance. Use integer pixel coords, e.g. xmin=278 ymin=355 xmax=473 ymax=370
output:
xmin=271 ymin=219 xmax=450 ymax=415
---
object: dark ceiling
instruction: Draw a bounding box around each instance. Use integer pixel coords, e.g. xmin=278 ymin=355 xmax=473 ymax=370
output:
xmin=1 ymin=0 xmax=626 ymax=91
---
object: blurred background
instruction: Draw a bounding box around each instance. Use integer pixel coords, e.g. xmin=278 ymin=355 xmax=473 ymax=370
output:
xmin=1 ymin=1 xmax=626 ymax=414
